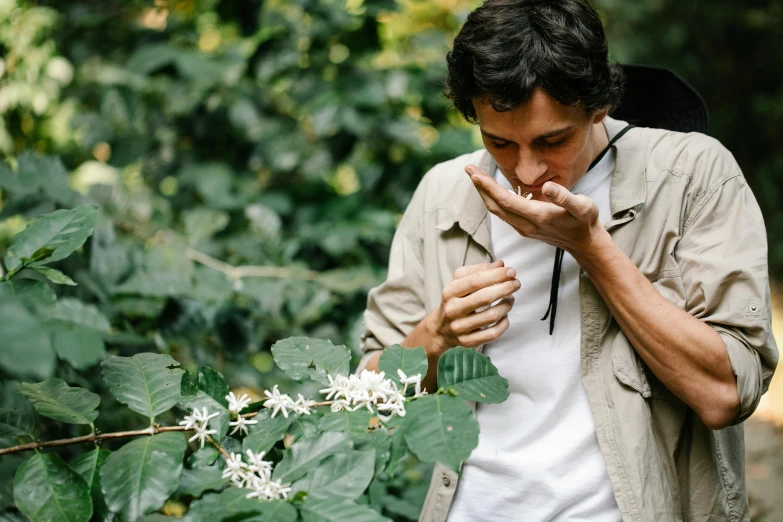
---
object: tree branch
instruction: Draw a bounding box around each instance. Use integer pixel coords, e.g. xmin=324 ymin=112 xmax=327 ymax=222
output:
xmin=0 ymin=425 xmax=228 ymax=458
xmin=185 ymin=247 xmax=319 ymax=282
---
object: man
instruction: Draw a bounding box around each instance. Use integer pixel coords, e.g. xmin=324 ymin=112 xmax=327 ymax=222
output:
xmin=359 ymin=0 xmax=778 ymax=521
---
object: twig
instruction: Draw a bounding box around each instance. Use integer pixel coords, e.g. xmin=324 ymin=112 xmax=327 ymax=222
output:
xmin=0 ymin=425 xmax=227 ymax=457
xmin=185 ymin=248 xmax=319 ymax=281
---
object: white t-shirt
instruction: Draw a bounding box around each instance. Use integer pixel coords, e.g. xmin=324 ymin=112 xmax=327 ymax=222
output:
xmin=447 ymin=148 xmax=623 ymax=522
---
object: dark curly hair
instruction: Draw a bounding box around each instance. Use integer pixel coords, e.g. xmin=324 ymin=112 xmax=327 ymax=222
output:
xmin=445 ymin=0 xmax=625 ymax=123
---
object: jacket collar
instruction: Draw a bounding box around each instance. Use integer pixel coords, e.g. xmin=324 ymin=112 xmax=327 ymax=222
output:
xmin=452 ymin=116 xmax=647 ymax=247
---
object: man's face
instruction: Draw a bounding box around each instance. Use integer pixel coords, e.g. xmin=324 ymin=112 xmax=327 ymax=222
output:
xmin=473 ymin=88 xmax=608 ymax=201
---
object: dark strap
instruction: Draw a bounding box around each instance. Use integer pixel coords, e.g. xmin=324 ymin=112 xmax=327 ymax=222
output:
xmin=541 ymin=124 xmax=635 ymax=335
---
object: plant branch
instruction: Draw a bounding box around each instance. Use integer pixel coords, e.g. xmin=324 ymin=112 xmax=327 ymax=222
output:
xmin=185 ymin=247 xmax=319 ymax=281
xmin=0 ymin=425 xmax=228 ymax=457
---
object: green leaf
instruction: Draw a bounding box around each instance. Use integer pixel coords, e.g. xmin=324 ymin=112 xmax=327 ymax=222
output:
xmin=24 ymin=246 xmax=56 ymax=265
xmin=0 ymin=408 xmax=35 ymax=438
xmin=242 ymin=413 xmax=294 ymax=455
xmin=292 ymin=450 xmax=375 ymax=501
xmin=4 ymin=205 xmax=98 ymax=272
xmin=403 ymin=394 xmax=479 ymax=471
xmin=48 ymin=298 xmax=111 ymax=333
xmin=185 ymin=488 xmax=297 ymax=522
xmin=52 ymin=325 xmax=106 ymax=370
xmin=101 ymin=353 xmax=183 ymax=423
xmin=378 ymin=345 xmax=428 ymax=386
xmin=6 ymin=279 xmax=56 ymax=313
xmin=196 ymin=367 xmax=229 ymax=408
xmin=187 ymin=446 xmax=219 ymax=468
xmin=13 ymin=453 xmax=92 ymax=522
xmin=175 ymin=464 xmax=225 ymax=497
xmin=299 ymin=498 xmax=391 ymax=522
xmin=32 ymin=266 xmax=77 ymax=286
xmin=437 ymin=347 xmax=510 ymax=404
xmin=272 ymin=431 xmax=352 ymax=484
xmin=182 ymin=208 xmax=229 ymax=246
xmin=17 ymin=378 xmax=100 ymax=426
xmin=0 ymin=295 xmax=55 ymax=379
xmin=317 ymin=409 xmax=374 ymax=435
xmin=271 ymin=337 xmax=350 ymax=384
xmin=100 ymin=433 xmax=186 ymax=522
xmin=70 ymin=449 xmax=110 ymax=521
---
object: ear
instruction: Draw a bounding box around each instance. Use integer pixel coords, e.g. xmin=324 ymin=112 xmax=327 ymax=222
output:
xmin=592 ymin=109 xmax=609 ymax=124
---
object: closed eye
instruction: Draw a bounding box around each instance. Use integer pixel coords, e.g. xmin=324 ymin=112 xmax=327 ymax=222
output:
xmin=491 ymin=141 xmax=512 ymax=149
xmin=540 ymin=136 xmax=569 ymax=148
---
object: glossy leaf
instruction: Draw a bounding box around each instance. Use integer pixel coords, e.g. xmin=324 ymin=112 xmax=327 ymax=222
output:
xmin=378 ymin=345 xmax=428 ymax=386
xmin=100 ymin=433 xmax=186 ymax=522
xmin=272 ymin=431 xmax=352 ymax=484
xmin=13 ymin=453 xmax=92 ymax=522
xmin=101 ymin=353 xmax=183 ymax=423
xmin=17 ymin=378 xmax=100 ymax=426
xmin=175 ymin=464 xmax=225 ymax=497
xmin=32 ymin=266 xmax=77 ymax=286
xmin=271 ymin=336 xmax=350 ymax=384
xmin=4 ymin=205 xmax=98 ymax=272
xmin=51 ymin=325 xmax=106 ymax=370
xmin=242 ymin=412 xmax=294 ymax=455
xmin=185 ymin=488 xmax=297 ymax=522
xmin=0 ymin=408 xmax=35 ymax=438
xmin=70 ymin=449 xmax=110 ymax=521
xmin=437 ymin=347 xmax=510 ymax=404
xmin=292 ymin=449 xmax=375 ymax=500
xmin=299 ymin=498 xmax=392 ymax=522
xmin=403 ymin=394 xmax=479 ymax=471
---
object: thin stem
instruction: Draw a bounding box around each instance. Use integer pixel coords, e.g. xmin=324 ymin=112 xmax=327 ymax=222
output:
xmin=0 ymin=425 xmax=226 ymax=457
xmin=185 ymin=248 xmax=319 ymax=282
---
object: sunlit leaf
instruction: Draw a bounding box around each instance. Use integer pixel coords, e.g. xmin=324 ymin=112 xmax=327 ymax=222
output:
xmin=271 ymin=337 xmax=350 ymax=384
xmin=437 ymin=347 xmax=509 ymax=404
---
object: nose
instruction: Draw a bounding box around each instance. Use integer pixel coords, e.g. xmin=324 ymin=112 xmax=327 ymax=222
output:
xmin=514 ymin=149 xmax=547 ymax=186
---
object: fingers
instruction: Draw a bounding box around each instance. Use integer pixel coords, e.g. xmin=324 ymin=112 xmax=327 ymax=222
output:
xmin=453 ymin=260 xmax=504 ymax=281
xmin=450 ymin=295 xmax=514 ymax=335
xmin=542 ymin=182 xmax=598 ymax=223
xmin=443 ymin=278 xmax=520 ymax=319
xmin=456 ymin=315 xmax=511 ymax=348
xmin=447 ymin=264 xmax=516 ymax=299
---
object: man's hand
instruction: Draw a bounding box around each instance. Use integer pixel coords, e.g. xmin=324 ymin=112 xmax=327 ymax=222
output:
xmin=365 ymin=259 xmax=519 ymax=391
xmin=428 ymin=259 xmax=520 ymax=355
xmin=465 ymin=164 xmax=608 ymax=256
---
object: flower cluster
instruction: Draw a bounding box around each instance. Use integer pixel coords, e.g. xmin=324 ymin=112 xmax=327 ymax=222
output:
xmin=178 ymin=407 xmax=219 ymax=448
xmin=263 ymin=385 xmax=316 ymax=419
xmin=319 ymin=369 xmax=426 ymax=422
xmin=226 ymin=391 xmax=257 ymax=436
xmin=222 ymin=450 xmax=292 ymax=501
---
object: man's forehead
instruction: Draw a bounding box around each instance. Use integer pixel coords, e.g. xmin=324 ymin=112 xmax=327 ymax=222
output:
xmin=472 ymin=89 xmax=587 ymax=138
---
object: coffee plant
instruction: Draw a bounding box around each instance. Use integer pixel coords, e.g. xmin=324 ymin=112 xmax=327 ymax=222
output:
xmin=0 ymin=206 xmax=509 ymax=521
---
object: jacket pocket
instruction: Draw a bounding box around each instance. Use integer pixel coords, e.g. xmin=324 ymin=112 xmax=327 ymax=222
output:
xmin=612 ymin=332 xmax=651 ymax=397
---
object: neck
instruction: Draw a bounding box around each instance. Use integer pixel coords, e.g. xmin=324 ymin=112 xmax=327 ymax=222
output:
xmin=590 ymin=120 xmax=610 ymax=164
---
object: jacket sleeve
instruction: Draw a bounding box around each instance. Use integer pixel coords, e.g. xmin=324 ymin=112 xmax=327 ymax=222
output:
xmin=357 ymin=178 xmax=429 ymax=372
xmin=675 ymin=172 xmax=779 ymax=424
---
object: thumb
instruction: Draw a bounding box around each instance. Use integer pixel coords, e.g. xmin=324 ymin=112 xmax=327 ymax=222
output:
xmin=542 ymin=182 xmax=598 ymax=223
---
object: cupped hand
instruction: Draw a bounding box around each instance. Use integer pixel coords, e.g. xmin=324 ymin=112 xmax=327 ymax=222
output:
xmin=465 ymin=164 xmax=605 ymax=255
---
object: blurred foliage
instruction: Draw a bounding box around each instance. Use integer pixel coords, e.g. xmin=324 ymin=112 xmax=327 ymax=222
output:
xmin=0 ymin=0 xmax=781 ymax=518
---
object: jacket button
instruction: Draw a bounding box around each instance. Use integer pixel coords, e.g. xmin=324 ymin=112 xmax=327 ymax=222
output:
xmin=442 ymin=477 xmax=451 ymax=487
xmin=749 ymin=303 xmax=759 ymax=312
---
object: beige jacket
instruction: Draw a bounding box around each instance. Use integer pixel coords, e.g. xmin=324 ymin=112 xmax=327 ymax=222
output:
xmin=359 ymin=117 xmax=778 ymax=522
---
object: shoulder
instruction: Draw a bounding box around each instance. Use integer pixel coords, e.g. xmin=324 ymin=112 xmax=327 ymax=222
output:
xmin=407 ymin=148 xmax=487 ymax=214
xmin=639 ymin=127 xmax=743 ymax=188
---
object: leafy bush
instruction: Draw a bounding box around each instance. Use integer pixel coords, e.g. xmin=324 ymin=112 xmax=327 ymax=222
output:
xmin=0 ymin=208 xmax=509 ymax=520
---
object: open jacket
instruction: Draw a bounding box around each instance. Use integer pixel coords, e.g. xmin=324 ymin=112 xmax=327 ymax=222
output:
xmin=359 ymin=117 xmax=778 ymax=522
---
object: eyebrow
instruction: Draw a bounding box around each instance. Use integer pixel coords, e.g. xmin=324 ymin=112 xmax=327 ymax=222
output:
xmin=480 ymin=125 xmax=576 ymax=142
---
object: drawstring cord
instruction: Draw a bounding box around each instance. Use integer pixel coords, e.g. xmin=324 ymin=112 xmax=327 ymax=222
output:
xmin=541 ymin=124 xmax=635 ymax=335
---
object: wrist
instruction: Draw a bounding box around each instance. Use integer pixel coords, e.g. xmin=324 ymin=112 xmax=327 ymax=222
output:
xmin=571 ymin=225 xmax=616 ymax=272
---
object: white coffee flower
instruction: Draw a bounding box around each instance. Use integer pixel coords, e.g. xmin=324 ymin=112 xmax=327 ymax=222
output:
xmin=263 ymin=385 xmax=296 ymax=418
xmin=226 ymin=391 xmax=252 ymax=414
xmin=229 ymin=414 xmax=258 ymax=436
xmin=245 ymin=475 xmax=293 ymax=501
xmin=244 ymin=449 xmax=273 ymax=479
xmin=292 ymin=394 xmax=317 ymax=415
xmin=180 ymin=407 xmax=220 ymax=448
xmin=221 ymin=452 xmax=248 ymax=485
xmin=397 ymin=369 xmax=427 ymax=397
xmin=320 ymin=374 xmax=351 ymax=401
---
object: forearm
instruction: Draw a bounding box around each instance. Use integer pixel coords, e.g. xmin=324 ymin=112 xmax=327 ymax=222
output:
xmin=363 ymin=312 xmax=443 ymax=392
xmin=573 ymin=230 xmax=740 ymax=429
